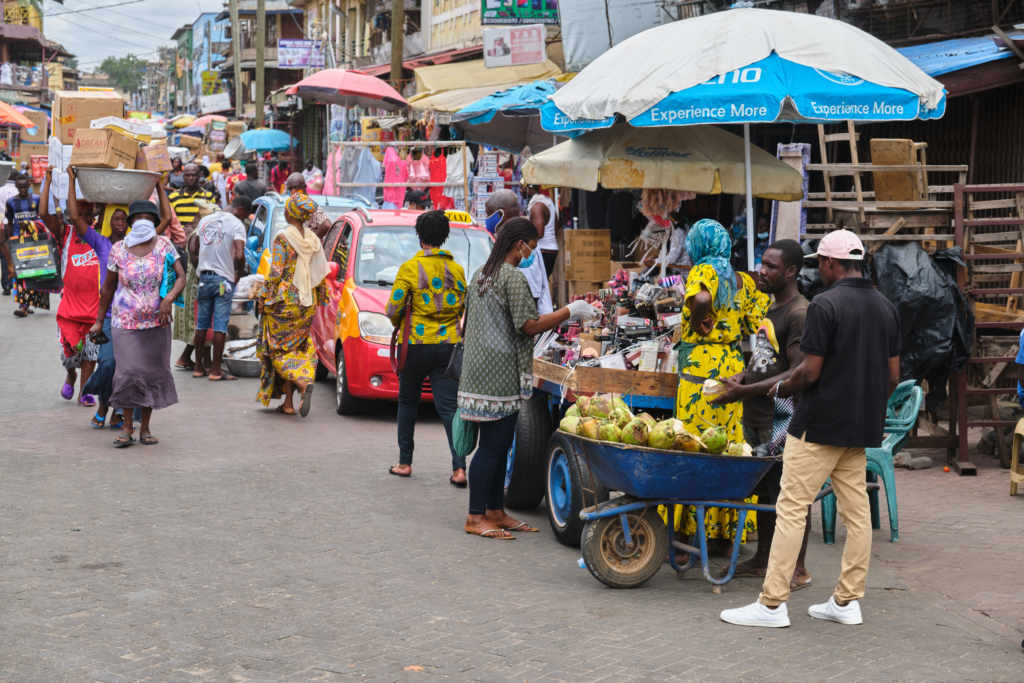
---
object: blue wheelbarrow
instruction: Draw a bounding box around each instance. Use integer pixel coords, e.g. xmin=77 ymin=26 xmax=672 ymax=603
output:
xmin=562 ymin=432 xmax=780 ymax=593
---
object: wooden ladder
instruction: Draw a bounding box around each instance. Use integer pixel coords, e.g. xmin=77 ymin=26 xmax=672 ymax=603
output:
xmin=817 ymin=121 xmax=865 ymax=225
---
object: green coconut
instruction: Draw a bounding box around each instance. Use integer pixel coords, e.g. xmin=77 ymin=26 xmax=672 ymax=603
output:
xmin=636 ymin=412 xmax=657 ymax=428
xmin=575 ymin=395 xmax=593 ymax=415
xmin=726 ymin=442 xmax=749 ymax=457
xmin=610 ymin=407 xmax=633 ymax=428
xmin=565 ymin=405 xmax=581 ymax=419
xmin=577 ymin=417 xmax=600 ymax=440
xmin=587 ymin=393 xmax=615 ymax=419
xmin=702 ymin=425 xmax=729 ymax=454
xmin=621 ymin=419 xmax=649 ymax=446
xmin=611 ymin=395 xmax=633 ymax=417
xmin=648 ymin=420 xmax=677 ymax=450
xmin=560 ymin=416 xmax=581 ymax=434
xmin=598 ymin=420 xmax=622 ymax=443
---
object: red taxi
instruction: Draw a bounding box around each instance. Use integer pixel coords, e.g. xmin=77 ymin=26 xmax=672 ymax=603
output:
xmin=311 ymin=209 xmax=493 ymax=414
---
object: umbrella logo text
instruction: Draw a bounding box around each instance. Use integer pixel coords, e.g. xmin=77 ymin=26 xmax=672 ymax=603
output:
xmin=625 ymin=147 xmax=692 ymax=159
xmin=814 ymin=69 xmax=864 ymax=86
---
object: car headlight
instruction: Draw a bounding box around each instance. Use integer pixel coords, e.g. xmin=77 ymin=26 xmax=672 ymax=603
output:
xmin=357 ymin=311 xmax=394 ymax=344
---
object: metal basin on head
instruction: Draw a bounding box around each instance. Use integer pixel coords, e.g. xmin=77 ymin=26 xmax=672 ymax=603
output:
xmin=73 ymin=168 xmax=163 ymax=205
xmin=569 ymin=434 xmax=775 ymax=500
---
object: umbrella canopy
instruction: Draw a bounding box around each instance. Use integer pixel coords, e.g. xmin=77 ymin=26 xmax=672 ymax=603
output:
xmin=238 ymin=128 xmax=297 ymax=152
xmin=543 ymin=8 xmax=945 ymax=133
xmin=286 ymin=69 xmax=408 ymax=110
xmin=523 ymin=123 xmax=803 ymax=201
xmin=451 ymin=80 xmax=562 ymax=153
xmin=171 ymin=115 xmax=196 ymax=129
xmin=0 ymin=101 xmax=40 ymax=135
xmin=191 ymin=114 xmax=228 ymax=128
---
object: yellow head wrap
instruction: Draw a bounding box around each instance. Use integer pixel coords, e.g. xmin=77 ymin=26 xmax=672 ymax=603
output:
xmin=286 ymin=192 xmax=317 ymax=222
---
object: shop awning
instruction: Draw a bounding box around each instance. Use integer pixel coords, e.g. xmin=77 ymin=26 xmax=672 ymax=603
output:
xmin=358 ymin=46 xmax=484 ymax=78
xmin=413 ymin=59 xmax=561 ymax=96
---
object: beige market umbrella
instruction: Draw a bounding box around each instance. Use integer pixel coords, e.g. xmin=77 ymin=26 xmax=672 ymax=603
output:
xmin=522 ymin=123 xmax=803 ymax=202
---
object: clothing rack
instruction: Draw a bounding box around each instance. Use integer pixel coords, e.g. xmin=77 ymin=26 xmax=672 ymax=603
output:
xmin=332 ymin=140 xmax=470 ymax=200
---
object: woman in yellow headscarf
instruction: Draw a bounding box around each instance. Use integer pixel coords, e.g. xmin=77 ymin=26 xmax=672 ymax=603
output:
xmin=255 ymin=192 xmax=330 ymax=417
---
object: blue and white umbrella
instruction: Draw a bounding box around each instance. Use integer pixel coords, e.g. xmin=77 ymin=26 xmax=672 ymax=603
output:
xmin=451 ymin=80 xmax=562 ymax=153
xmin=238 ymin=128 xmax=298 ymax=153
xmin=543 ymin=8 xmax=947 ymax=265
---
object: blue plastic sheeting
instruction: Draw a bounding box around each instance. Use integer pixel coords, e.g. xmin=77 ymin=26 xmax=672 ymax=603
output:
xmin=542 ymin=53 xmax=947 ymax=134
xmin=896 ymin=33 xmax=1022 ymax=78
xmin=451 ymin=80 xmax=557 ymax=126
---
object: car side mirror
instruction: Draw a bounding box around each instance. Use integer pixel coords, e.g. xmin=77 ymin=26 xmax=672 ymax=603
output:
xmin=246 ymin=235 xmax=259 ymax=251
xmin=327 ymin=261 xmax=340 ymax=280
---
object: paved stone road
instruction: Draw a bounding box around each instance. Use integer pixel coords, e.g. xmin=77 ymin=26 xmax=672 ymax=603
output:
xmin=1 ymin=295 xmax=1021 ymax=682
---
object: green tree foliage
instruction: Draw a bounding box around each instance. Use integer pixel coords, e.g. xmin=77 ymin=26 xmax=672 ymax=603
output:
xmin=97 ymin=55 xmax=145 ymax=93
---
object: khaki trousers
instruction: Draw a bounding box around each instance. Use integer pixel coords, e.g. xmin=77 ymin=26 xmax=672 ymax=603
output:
xmin=758 ymin=433 xmax=871 ymax=607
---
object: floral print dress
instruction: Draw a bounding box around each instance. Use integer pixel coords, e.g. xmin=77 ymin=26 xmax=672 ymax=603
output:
xmin=255 ymin=233 xmax=329 ymax=405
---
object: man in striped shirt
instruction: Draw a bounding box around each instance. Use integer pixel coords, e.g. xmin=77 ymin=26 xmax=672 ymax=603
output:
xmin=168 ymin=164 xmax=216 ymax=233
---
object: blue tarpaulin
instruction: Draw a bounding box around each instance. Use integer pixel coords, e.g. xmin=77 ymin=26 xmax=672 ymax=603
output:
xmin=451 ymin=80 xmax=562 ymax=153
xmin=896 ymin=32 xmax=1024 ymax=78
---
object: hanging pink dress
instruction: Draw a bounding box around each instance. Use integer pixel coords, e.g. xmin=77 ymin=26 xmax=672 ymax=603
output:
xmin=407 ymin=155 xmax=430 ymax=191
xmin=382 ymin=147 xmax=408 ymax=208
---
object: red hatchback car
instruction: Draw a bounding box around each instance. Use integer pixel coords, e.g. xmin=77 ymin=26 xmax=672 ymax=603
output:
xmin=311 ymin=209 xmax=493 ymax=414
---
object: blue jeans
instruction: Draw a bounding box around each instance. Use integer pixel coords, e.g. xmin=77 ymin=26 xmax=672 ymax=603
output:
xmin=196 ymin=272 xmax=234 ymax=333
xmin=468 ymin=412 xmax=518 ymax=515
xmin=397 ymin=343 xmax=463 ymax=470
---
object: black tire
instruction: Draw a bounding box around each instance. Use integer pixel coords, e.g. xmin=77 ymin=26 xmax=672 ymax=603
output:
xmin=315 ymin=359 xmax=329 ymax=382
xmin=335 ymin=346 xmax=363 ymax=415
xmin=503 ymin=393 xmax=552 ymax=510
xmin=581 ymin=496 xmax=668 ymax=589
xmin=546 ymin=431 xmax=609 ymax=547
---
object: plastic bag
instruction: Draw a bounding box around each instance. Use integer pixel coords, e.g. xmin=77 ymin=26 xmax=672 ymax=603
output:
xmin=872 ymin=243 xmax=972 ymax=412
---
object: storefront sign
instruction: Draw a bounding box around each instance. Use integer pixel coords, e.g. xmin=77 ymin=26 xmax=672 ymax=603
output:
xmin=482 ymin=24 xmax=546 ymax=68
xmin=202 ymin=71 xmax=225 ymax=96
xmin=278 ymin=39 xmax=325 ymax=68
xmin=200 ymin=92 xmax=232 ymax=114
xmin=481 ymin=0 xmax=558 ymax=26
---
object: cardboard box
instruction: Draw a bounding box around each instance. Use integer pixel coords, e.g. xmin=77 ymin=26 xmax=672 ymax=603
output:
xmin=69 ymin=129 xmax=138 ymax=169
xmin=52 ymin=90 xmax=125 ymax=144
xmin=21 ymin=110 xmax=48 ymax=143
xmin=177 ymin=134 xmax=202 ymax=151
xmin=136 ymin=140 xmax=172 ymax=173
xmin=564 ymin=229 xmax=611 ymax=281
xmin=567 ymin=280 xmax=605 ymax=299
xmin=18 ymin=142 xmax=48 ymax=171
xmin=225 ymin=121 xmax=245 ymax=140
xmin=90 ymin=116 xmax=152 ymax=143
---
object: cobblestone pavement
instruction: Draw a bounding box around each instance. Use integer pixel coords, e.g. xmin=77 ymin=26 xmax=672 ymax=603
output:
xmin=1 ymin=295 xmax=1021 ymax=683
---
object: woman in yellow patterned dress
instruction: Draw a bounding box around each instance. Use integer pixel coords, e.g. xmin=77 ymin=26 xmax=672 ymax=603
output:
xmin=673 ymin=219 xmax=770 ymax=549
xmin=255 ymin=193 xmax=330 ymax=417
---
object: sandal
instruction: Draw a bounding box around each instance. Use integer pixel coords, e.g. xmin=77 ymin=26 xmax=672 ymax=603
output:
xmin=790 ymin=576 xmax=813 ymax=592
xmin=13 ymin=308 xmax=27 ymax=317
xmin=113 ymin=435 xmax=136 ymax=448
xmin=192 ymin=370 xmax=209 ymax=378
xmin=90 ymin=413 xmax=106 ymax=429
xmin=208 ymin=374 xmax=237 ymax=381
xmin=61 ymin=383 xmax=74 ymax=400
xmin=500 ymin=522 xmax=538 ymax=532
xmin=109 ymin=414 xmax=125 ymax=429
xmin=389 ymin=465 xmax=411 ymax=477
xmin=299 ymin=383 xmax=314 ymax=418
xmin=174 ymin=361 xmax=196 ymax=371
xmin=466 ymin=528 xmax=514 ymax=540
xmin=140 ymin=434 xmax=158 ymax=446
xmin=449 ymin=475 xmax=467 ymax=488
xmin=79 ymin=394 xmax=97 ymax=407
xmin=275 ymin=405 xmax=296 ymax=415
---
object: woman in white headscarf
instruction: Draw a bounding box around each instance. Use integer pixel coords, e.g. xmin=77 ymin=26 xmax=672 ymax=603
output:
xmin=255 ymin=192 xmax=330 ymax=417
xmin=90 ymin=200 xmax=185 ymax=448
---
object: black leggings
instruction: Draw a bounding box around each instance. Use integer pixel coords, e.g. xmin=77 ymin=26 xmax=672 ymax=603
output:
xmin=541 ymin=250 xmax=557 ymax=277
xmin=468 ymin=411 xmax=518 ymax=515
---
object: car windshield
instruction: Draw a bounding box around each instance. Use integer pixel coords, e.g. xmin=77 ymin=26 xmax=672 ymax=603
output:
xmin=355 ymin=226 xmax=493 ymax=288
xmin=270 ymin=205 xmax=354 ymax=236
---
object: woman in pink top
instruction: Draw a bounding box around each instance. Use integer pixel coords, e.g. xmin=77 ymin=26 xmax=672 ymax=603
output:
xmin=382 ymin=147 xmax=408 ymax=209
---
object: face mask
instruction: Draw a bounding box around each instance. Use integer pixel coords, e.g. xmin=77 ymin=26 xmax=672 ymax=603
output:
xmin=484 ymin=210 xmax=503 ymax=235
xmin=757 ymin=231 xmax=769 ymax=240
xmin=518 ymin=243 xmax=536 ymax=269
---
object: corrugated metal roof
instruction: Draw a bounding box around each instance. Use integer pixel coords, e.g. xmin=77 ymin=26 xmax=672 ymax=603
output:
xmin=897 ymin=32 xmax=1024 ymax=77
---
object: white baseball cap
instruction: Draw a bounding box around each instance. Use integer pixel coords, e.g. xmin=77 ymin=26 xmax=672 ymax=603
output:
xmin=806 ymin=229 xmax=865 ymax=261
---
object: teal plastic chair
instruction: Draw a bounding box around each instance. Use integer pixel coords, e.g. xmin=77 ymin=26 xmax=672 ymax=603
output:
xmin=821 ymin=381 xmax=922 ymax=544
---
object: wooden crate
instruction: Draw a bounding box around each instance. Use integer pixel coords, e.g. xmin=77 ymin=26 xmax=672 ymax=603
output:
xmin=532 ymin=358 xmax=676 ymax=398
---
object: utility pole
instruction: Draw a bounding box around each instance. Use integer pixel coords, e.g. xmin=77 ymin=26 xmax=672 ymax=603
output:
xmin=229 ymin=0 xmax=243 ymax=118
xmin=255 ymin=0 xmax=266 ymax=128
xmin=390 ymin=0 xmax=403 ymax=92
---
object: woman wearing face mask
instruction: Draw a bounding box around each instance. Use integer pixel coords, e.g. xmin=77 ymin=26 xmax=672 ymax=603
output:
xmin=384 ymin=211 xmax=468 ymax=486
xmin=753 ymin=214 xmax=771 ymax=269
xmin=90 ymin=198 xmax=183 ymax=447
xmin=458 ymin=217 xmax=601 ymax=539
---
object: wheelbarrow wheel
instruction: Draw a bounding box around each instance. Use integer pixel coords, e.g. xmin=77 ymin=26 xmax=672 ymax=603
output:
xmin=581 ymin=496 xmax=667 ymax=589
xmin=546 ymin=431 xmax=608 ymax=547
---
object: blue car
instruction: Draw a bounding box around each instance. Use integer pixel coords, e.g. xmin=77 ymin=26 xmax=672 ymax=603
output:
xmin=244 ymin=193 xmax=375 ymax=274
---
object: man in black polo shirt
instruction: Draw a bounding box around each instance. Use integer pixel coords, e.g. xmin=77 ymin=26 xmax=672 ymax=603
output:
xmin=722 ymin=230 xmax=900 ymax=628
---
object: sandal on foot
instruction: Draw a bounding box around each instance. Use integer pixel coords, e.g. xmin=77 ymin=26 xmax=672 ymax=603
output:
xmin=109 ymin=415 xmax=125 ymax=429
xmin=466 ymin=528 xmax=514 ymax=540
xmin=299 ymin=383 xmax=314 ymax=417
xmin=13 ymin=309 xmax=27 ymax=317
xmin=208 ymin=374 xmax=237 ymax=381
xmin=790 ymin=576 xmax=813 ymax=592
xmin=274 ymin=405 xmax=296 ymax=415
xmin=192 ymin=370 xmax=209 ymax=378
xmin=725 ymin=564 xmax=769 ymax=578
xmin=79 ymin=394 xmax=96 ymax=407
xmin=388 ymin=465 xmax=411 ymax=477
xmin=175 ymin=361 xmax=196 ymax=371
xmin=500 ymin=522 xmax=538 ymax=532
xmin=140 ymin=435 xmax=158 ymax=446
xmin=113 ymin=435 xmax=136 ymax=448
xmin=90 ymin=413 xmax=106 ymax=429
xmin=449 ymin=475 xmax=467 ymax=488
xmin=61 ymin=383 xmax=74 ymax=400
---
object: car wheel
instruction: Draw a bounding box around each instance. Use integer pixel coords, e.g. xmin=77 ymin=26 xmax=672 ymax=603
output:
xmin=335 ymin=347 xmax=362 ymax=415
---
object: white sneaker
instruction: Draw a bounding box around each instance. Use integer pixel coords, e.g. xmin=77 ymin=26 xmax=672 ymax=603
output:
xmin=808 ymin=596 xmax=863 ymax=625
xmin=720 ymin=600 xmax=790 ymax=627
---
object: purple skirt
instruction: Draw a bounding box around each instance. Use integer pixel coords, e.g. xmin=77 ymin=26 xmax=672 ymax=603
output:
xmin=110 ymin=325 xmax=179 ymax=410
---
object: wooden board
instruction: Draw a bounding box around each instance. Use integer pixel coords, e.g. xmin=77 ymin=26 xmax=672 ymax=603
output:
xmin=532 ymin=358 xmax=677 ymax=398
xmin=871 ymin=139 xmax=919 ymax=202
xmin=865 ymin=212 xmax=951 ymax=230
xmin=974 ymin=302 xmax=1024 ymax=323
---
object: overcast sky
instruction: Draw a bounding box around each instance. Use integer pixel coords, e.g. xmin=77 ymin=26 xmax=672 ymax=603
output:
xmin=42 ymin=0 xmax=223 ymax=71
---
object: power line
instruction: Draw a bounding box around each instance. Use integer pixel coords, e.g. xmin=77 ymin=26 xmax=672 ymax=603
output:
xmin=69 ymin=9 xmax=175 ymax=42
xmin=46 ymin=0 xmax=149 ymax=17
xmin=47 ymin=0 xmax=185 ymax=31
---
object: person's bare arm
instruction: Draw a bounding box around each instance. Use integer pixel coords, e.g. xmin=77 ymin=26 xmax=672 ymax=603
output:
xmin=314 ymin=215 xmax=332 ymax=239
xmin=771 ymin=354 xmax=824 ymax=399
xmin=155 ymin=184 xmax=172 ymax=235
xmin=65 ymin=168 xmax=93 ymax=238
xmin=158 ymin=258 xmax=186 ymax=326
xmin=188 ymin=233 xmax=200 ymax=269
xmin=520 ymin=307 xmax=571 ymax=336
xmin=687 ymin=285 xmax=714 ymax=336
xmin=38 ymin=167 xmax=64 ymax=239
xmin=529 ymin=201 xmax=549 ymax=242
xmin=232 ymin=239 xmax=245 ymax=282
xmin=888 ymin=356 xmax=900 ymax=398
xmin=90 ymin=271 xmax=119 ymax=337
xmin=712 ymin=344 xmax=806 ymax=405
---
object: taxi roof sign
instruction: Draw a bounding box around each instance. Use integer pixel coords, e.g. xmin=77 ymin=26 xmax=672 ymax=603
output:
xmin=444 ymin=210 xmax=476 ymax=226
